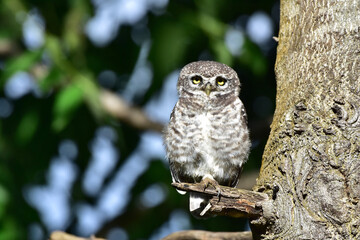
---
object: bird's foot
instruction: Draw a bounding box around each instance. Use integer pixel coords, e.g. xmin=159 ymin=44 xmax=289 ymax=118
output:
xmin=200 ymin=176 xmax=222 ymax=198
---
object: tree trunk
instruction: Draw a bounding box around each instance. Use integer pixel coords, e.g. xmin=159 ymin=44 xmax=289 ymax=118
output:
xmin=252 ymin=0 xmax=360 ymax=239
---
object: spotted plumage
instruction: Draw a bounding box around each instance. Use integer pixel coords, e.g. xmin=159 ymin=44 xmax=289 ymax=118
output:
xmin=164 ymin=61 xmax=251 ymax=218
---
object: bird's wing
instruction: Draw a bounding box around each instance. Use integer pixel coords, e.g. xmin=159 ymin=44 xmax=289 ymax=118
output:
xmin=240 ymin=102 xmax=248 ymax=125
xmin=169 ymin=161 xmax=187 ymax=195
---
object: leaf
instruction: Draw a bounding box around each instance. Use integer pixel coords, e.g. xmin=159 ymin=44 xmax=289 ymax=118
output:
xmin=63 ymin=0 xmax=90 ymax=53
xmin=75 ymin=74 xmax=103 ymax=119
xmin=52 ymin=83 xmax=84 ymax=131
xmin=0 ymin=185 xmax=9 ymax=219
xmin=1 ymin=50 xmax=43 ymax=86
xmin=45 ymin=35 xmax=73 ymax=73
xmin=38 ymin=67 xmax=64 ymax=91
xmin=15 ymin=110 xmax=39 ymax=145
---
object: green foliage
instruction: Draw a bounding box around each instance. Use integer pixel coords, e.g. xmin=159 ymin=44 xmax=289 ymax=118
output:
xmin=0 ymin=185 xmax=9 ymax=219
xmin=0 ymin=185 xmax=20 ymax=240
xmin=0 ymin=0 xmax=277 ymax=239
xmin=16 ymin=109 xmax=40 ymax=144
xmin=1 ymin=50 xmax=43 ymax=85
xmin=53 ymin=83 xmax=84 ymax=131
xmin=150 ymin=20 xmax=191 ymax=76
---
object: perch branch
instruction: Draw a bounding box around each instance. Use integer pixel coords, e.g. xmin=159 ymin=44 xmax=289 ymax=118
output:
xmin=50 ymin=231 xmax=105 ymax=240
xmin=162 ymin=230 xmax=252 ymax=240
xmin=172 ymin=182 xmax=270 ymax=219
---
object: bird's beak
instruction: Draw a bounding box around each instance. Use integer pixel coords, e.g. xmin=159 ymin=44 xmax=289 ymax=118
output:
xmin=205 ymin=83 xmax=212 ymax=96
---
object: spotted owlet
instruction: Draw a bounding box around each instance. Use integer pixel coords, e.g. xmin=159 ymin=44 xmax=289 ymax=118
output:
xmin=164 ymin=61 xmax=251 ymax=218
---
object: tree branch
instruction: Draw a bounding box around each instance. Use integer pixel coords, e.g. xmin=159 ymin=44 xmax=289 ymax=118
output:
xmin=0 ymin=39 xmax=20 ymax=57
xmin=171 ymin=182 xmax=271 ymax=219
xmin=99 ymin=89 xmax=164 ymax=132
xmin=50 ymin=231 xmax=105 ymax=240
xmin=1 ymin=40 xmax=165 ymax=133
xmin=162 ymin=230 xmax=252 ymax=240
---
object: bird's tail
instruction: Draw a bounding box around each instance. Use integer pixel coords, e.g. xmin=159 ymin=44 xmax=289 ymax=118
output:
xmin=189 ymin=192 xmax=212 ymax=219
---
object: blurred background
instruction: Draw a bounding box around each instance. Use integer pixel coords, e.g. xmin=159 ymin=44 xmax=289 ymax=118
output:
xmin=0 ymin=0 xmax=278 ymax=239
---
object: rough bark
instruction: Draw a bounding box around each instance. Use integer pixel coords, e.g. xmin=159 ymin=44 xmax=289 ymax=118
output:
xmin=251 ymin=0 xmax=360 ymax=239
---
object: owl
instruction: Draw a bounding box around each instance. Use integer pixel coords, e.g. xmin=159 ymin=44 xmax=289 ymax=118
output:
xmin=164 ymin=61 xmax=251 ymax=218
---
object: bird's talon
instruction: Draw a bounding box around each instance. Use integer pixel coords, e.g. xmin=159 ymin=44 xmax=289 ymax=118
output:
xmin=200 ymin=177 xmax=222 ymax=198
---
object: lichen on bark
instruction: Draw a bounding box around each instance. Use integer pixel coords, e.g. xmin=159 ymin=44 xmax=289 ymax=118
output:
xmin=252 ymin=0 xmax=360 ymax=239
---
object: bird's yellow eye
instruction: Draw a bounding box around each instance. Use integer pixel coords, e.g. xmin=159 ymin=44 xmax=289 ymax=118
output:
xmin=216 ymin=77 xmax=226 ymax=86
xmin=191 ymin=76 xmax=202 ymax=85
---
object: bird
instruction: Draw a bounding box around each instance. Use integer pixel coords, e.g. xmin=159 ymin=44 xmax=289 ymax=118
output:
xmin=163 ymin=61 xmax=251 ymax=218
